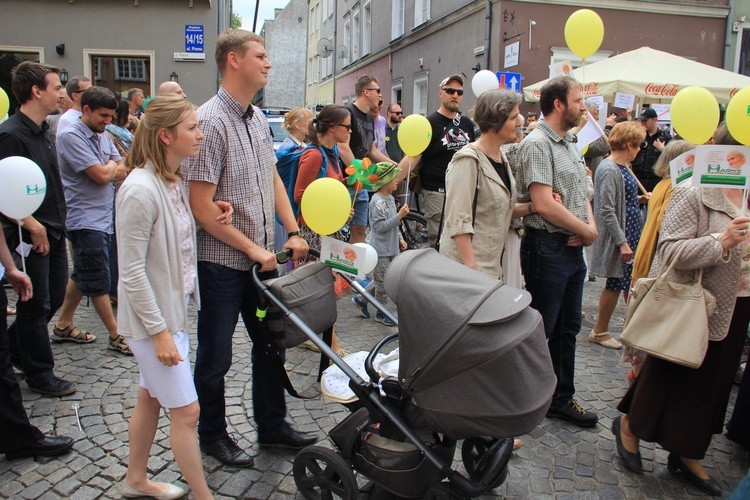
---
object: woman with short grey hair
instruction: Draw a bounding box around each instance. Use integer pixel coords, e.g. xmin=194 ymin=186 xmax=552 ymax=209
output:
xmin=439 ymin=88 xmax=533 ymax=281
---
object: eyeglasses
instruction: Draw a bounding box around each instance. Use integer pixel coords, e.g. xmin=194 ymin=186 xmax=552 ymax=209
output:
xmin=442 ymin=88 xmax=464 ymax=96
xmin=365 ymin=87 xmax=382 ymax=94
xmin=390 ymin=111 xmax=403 ymax=116
xmin=338 ymin=123 xmax=352 ymax=131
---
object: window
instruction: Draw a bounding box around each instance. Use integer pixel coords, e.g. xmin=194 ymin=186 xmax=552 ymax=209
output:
xmin=362 ymin=2 xmax=372 ymax=56
xmin=392 ymin=0 xmax=404 ymax=40
xmin=93 ymin=57 xmax=103 ymax=81
xmin=391 ymin=81 xmax=403 ymax=108
xmin=413 ymin=75 xmax=428 ymax=115
xmin=735 ymin=24 xmax=750 ymax=76
xmin=323 ymin=0 xmax=333 ymax=20
xmin=84 ymin=49 xmax=154 ymax=96
xmin=322 ymin=51 xmax=332 ymax=78
xmin=343 ymin=16 xmax=351 ymax=66
xmin=550 ymin=47 xmax=612 ymax=69
xmin=352 ymin=8 xmax=360 ymax=61
xmin=0 ymin=46 xmax=43 ymax=115
xmin=115 ymin=58 xmax=148 ymax=82
xmin=308 ymin=57 xmax=313 ymax=85
xmin=414 ymin=0 xmax=429 ymax=28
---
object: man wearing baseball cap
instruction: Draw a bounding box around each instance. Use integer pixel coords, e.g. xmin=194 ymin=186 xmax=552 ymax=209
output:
xmin=631 ymin=107 xmax=671 ymax=194
xmin=400 ymin=73 xmax=475 ymax=247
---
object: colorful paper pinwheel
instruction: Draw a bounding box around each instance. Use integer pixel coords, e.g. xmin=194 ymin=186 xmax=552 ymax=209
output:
xmin=345 ymin=158 xmax=378 ymax=204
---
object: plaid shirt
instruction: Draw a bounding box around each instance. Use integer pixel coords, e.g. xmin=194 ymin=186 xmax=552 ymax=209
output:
xmin=516 ymin=121 xmax=589 ymax=234
xmin=186 ymin=87 xmax=276 ymax=271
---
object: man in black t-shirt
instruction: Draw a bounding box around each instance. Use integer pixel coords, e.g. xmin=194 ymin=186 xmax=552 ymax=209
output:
xmin=338 ymin=75 xmax=391 ymax=243
xmin=399 ymin=74 xmax=475 ymax=247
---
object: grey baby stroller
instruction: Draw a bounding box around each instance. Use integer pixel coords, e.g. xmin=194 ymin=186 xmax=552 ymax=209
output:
xmin=252 ymin=248 xmax=556 ymax=499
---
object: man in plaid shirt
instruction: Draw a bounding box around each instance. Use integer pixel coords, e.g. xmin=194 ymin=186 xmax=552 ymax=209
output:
xmin=186 ymin=29 xmax=314 ymax=467
xmin=516 ymin=76 xmax=599 ymax=428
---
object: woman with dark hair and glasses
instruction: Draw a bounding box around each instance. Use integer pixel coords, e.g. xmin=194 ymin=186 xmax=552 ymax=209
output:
xmin=293 ymin=104 xmax=353 ymax=355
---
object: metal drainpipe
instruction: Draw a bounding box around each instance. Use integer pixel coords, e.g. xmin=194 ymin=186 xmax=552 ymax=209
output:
xmin=724 ymin=0 xmax=736 ymax=71
xmin=484 ymin=0 xmax=492 ymax=70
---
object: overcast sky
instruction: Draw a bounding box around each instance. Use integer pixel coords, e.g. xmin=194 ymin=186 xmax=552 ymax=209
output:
xmin=235 ymin=0 xmax=291 ymax=33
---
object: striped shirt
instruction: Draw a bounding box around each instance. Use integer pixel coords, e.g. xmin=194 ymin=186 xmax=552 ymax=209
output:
xmin=516 ymin=121 xmax=589 ymax=234
xmin=186 ymin=87 xmax=277 ymax=271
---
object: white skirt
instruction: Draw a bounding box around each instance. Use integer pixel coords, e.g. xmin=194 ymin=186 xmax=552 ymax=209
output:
xmin=128 ymin=329 xmax=197 ymax=409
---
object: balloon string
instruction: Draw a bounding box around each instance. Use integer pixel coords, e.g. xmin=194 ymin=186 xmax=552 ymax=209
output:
xmin=405 ymin=158 xmax=412 ymax=206
xmin=17 ymin=222 xmax=26 ymax=274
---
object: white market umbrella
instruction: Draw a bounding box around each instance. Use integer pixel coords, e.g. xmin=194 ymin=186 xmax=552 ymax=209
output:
xmin=523 ymin=47 xmax=750 ymax=104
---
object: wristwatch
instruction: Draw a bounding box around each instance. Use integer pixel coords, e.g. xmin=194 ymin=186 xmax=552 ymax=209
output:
xmin=287 ymin=230 xmax=301 ymax=238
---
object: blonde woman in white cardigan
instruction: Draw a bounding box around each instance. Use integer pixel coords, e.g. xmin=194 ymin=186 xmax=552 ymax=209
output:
xmin=117 ymin=97 xmax=232 ymax=500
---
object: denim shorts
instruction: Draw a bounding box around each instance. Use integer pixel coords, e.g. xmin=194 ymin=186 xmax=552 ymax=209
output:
xmin=69 ymin=229 xmax=111 ymax=296
xmin=349 ymin=187 xmax=369 ymax=226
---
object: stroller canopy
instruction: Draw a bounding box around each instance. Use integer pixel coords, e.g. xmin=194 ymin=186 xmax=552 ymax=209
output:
xmin=385 ymin=249 xmax=555 ymax=439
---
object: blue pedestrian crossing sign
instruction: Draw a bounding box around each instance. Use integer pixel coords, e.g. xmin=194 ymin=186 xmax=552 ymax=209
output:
xmin=496 ymin=71 xmax=522 ymax=93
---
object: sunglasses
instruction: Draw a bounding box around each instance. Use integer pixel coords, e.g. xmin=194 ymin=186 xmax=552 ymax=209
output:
xmin=442 ymin=88 xmax=464 ymax=96
xmin=338 ymin=123 xmax=352 ymax=131
xmin=366 ymin=87 xmax=382 ymax=94
xmin=390 ymin=111 xmax=403 ymax=116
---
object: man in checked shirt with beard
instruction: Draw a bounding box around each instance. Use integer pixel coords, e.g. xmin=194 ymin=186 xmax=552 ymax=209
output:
xmin=516 ymin=76 xmax=599 ymax=428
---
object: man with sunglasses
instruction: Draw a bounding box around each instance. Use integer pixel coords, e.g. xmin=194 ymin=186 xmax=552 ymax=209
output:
xmin=400 ymin=74 xmax=475 ymax=248
xmin=385 ymin=103 xmax=404 ymax=163
xmin=338 ymin=75 xmax=392 ymax=244
xmin=56 ymin=76 xmax=91 ymax=138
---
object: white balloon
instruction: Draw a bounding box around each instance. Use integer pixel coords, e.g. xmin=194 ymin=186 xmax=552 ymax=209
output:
xmin=471 ymin=70 xmax=500 ymax=98
xmin=0 ymin=156 xmax=46 ymax=220
xmin=353 ymin=242 xmax=378 ymax=274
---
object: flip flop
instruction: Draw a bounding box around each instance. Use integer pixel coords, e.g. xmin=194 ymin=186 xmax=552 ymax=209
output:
xmin=51 ymin=324 xmax=96 ymax=344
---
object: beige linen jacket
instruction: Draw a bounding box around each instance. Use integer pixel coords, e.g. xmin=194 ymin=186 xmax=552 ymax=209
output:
xmin=651 ymin=185 xmax=741 ymax=341
xmin=439 ymin=143 xmax=517 ymax=280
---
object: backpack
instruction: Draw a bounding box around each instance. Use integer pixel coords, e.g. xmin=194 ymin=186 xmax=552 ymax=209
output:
xmin=275 ymin=143 xmax=334 ymax=220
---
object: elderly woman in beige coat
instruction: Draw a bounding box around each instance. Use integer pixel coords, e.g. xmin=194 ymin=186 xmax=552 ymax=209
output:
xmin=612 ymin=125 xmax=750 ymax=496
xmin=439 ymin=88 xmax=536 ymax=280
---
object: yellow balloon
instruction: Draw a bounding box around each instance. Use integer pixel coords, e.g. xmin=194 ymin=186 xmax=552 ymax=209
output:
xmin=564 ymin=9 xmax=604 ymax=61
xmin=300 ymin=177 xmax=351 ymax=235
xmin=398 ymin=114 xmax=432 ymax=157
xmin=726 ymin=87 xmax=750 ymax=146
xmin=0 ymin=87 xmax=9 ymax=119
xmin=670 ymin=86 xmax=719 ymax=145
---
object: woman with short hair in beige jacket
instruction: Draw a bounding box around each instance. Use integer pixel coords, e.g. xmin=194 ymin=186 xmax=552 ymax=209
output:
xmin=439 ymin=88 xmax=535 ymax=280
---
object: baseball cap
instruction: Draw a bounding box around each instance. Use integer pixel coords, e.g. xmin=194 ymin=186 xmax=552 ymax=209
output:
xmin=439 ymin=74 xmax=464 ymax=88
xmin=638 ymin=108 xmax=658 ymax=120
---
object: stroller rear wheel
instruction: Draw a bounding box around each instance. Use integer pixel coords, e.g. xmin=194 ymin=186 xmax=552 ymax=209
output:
xmin=293 ymin=445 xmax=358 ymax=500
xmin=461 ymin=437 xmax=511 ymax=489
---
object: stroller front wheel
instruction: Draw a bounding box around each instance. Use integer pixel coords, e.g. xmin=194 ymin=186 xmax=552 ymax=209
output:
xmin=293 ymin=445 xmax=358 ymax=500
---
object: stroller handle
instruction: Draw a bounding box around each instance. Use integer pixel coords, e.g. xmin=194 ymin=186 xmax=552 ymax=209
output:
xmin=250 ymin=248 xmax=320 ymax=284
xmin=364 ymin=333 xmax=398 ymax=383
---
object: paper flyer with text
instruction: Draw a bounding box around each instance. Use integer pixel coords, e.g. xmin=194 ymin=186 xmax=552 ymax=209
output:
xmin=691 ymin=145 xmax=750 ymax=189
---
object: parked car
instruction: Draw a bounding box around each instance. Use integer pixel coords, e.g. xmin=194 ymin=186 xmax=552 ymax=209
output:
xmin=263 ymin=108 xmax=290 ymax=151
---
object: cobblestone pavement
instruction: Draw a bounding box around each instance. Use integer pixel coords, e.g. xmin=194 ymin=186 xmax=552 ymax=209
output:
xmin=2 ymin=271 xmax=748 ymax=499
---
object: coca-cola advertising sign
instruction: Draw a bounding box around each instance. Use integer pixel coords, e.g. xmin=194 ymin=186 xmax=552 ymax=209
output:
xmin=581 ymin=82 xmax=599 ymax=96
xmin=644 ymin=83 xmax=680 ymax=97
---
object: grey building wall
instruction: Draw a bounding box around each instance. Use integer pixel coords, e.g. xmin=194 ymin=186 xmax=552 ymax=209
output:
xmin=262 ymin=0 xmax=308 ymax=108
xmin=0 ymin=0 xmax=228 ymax=107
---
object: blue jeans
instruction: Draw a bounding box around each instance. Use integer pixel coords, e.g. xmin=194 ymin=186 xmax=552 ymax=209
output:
xmin=520 ymin=231 xmax=586 ymax=405
xmin=194 ymin=261 xmax=287 ymax=441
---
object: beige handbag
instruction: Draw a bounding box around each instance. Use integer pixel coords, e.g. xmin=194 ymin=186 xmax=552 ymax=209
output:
xmin=621 ymin=241 xmax=717 ymax=369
